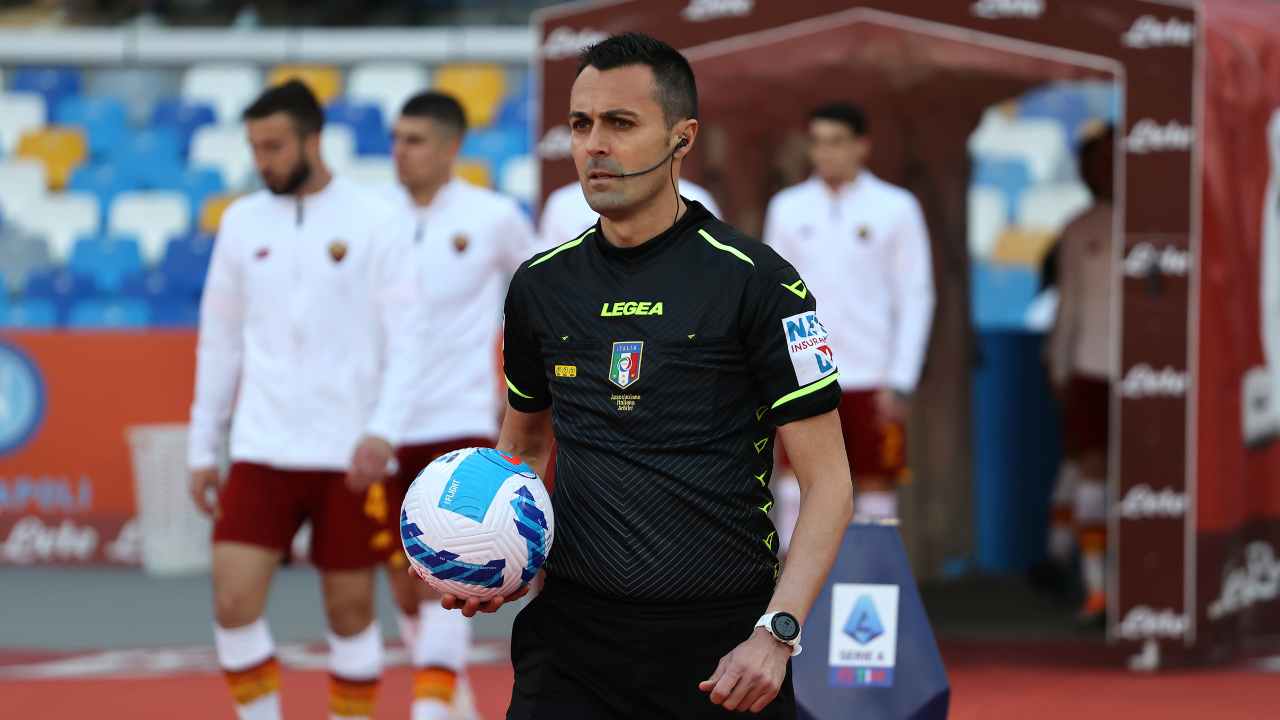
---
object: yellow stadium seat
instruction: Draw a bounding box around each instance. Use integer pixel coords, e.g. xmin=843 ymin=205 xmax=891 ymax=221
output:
xmin=16 ymin=127 xmax=87 ymax=190
xmin=989 ymin=227 xmax=1057 ymax=267
xmin=434 ymin=64 xmax=507 ymax=128
xmin=267 ymin=65 xmax=343 ymax=105
xmin=200 ymin=193 xmax=239 ymax=234
xmin=455 ymin=160 xmax=492 ymax=189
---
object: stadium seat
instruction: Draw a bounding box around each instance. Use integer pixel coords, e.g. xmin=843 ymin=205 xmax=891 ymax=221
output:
xmin=149 ymin=98 xmax=217 ymax=157
xmin=462 ymin=126 xmax=528 ymax=176
xmin=1019 ymin=86 xmax=1092 ymax=149
xmin=109 ymin=191 xmax=190 ymax=264
xmin=144 ymin=167 xmax=226 ymax=226
xmin=267 ymin=65 xmax=342 ymax=105
xmin=69 ymin=234 xmax=145 ymax=293
xmin=322 ymin=125 xmax=357 ymax=174
xmin=149 ymin=298 xmax=200 ymax=327
xmin=18 ymin=192 xmax=99 ymax=261
xmin=0 ymin=158 xmax=49 ymax=211
xmin=23 ymin=268 xmax=97 ymax=323
xmin=1078 ymin=81 xmax=1121 ymax=125
xmin=348 ymin=62 xmax=429 ymax=127
xmin=972 ymin=156 xmax=1032 ymax=219
xmin=968 ymin=186 xmax=1008 ymax=260
xmin=67 ymin=164 xmax=142 ymax=224
xmin=11 ymin=66 xmax=82 ymax=118
xmin=16 ymin=127 xmax=88 ymax=190
xmin=969 ymin=106 xmax=1071 ymax=182
xmin=989 ymin=228 xmax=1057 ymax=267
xmin=0 ymin=223 xmax=52 ymax=294
xmin=494 ymin=75 xmax=533 ymax=131
xmin=326 ymin=99 xmax=389 ymax=156
xmin=67 ymin=298 xmax=151 ymax=329
xmin=344 ymin=157 xmax=396 ymax=189
xmin=1016 ymin=181 xmax=1092 ymax=235
xmin=159 ymin=232 xmax=214 ymax=296
xmin=434 ymin=64 xmax=506 ymax=128
xmin=0 ymin=298 xmax=59 ymax=329
xmin=0 ymin=92 xmax=47 ymax=155
xmin=109 ymin=127 xmax=183 ymax=170
xmin=971 ymin=261 xmax=1040 ymax=330
xmin=181 ymin=63 xmax=262 ymax=124
xmin=54 ymin=96 xmax=129 ymax=159
xmin=199 ymin=193 xmax=238 ymax=234
xmin=456 ymin=160 xmax=492 ymax=189
xmin=190 ymin=124 xmax=253 ymax=189
xmin=499 ymin=155 xmax=536 ymax=206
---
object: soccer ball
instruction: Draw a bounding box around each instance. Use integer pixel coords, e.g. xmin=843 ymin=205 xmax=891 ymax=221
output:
xmin=400 ymin=447 xmax=554 ymax=600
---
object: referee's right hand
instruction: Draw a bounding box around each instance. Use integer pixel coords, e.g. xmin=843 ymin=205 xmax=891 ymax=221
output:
xmin=439 ymin=581 xmax=534 ymax=617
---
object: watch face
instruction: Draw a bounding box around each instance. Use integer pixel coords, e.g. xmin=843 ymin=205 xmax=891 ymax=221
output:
xmin=771 ymin=613 xmax=800 ymax=642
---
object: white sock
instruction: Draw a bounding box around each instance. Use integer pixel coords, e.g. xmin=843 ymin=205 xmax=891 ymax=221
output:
xmin=1083 ymin=549 xmax=1105 ymax=596
xmin=854 ymin=489 xmax=897 ymax=522
xmin=328 ymin=622 xmax=382 ymax=720
xmin=397 ymin=610 xmax=420 ymax=649
xmin=412 ymin=602 xmax=471 ymax=719
xmin=215 ymin=618 xmax=282 ymax=720
xmin=1049 ymin=525 xmax=1076 ymax=564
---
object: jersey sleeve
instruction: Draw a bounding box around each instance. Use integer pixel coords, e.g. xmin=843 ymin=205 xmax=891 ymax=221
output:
xmin=502 ymin=269 xmax=551 ymax=413
xmin=741 ymin=261 xmax=842 ymax=427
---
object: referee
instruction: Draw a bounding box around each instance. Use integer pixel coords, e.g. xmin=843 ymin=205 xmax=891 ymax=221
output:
xmin=446 ymin=33 xmax=853 ymax=718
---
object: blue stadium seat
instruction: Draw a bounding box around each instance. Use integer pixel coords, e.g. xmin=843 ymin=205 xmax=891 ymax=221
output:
xmin=149 ymin=298 xmax=200 ymax=327
xmin=461 ymin=126 xmax=528 ymax=179
xmin=67 ymin=163 xmax=142 ymax=224
xmin=168 ymin=169 xmax=226 ymax=225
xmin=971 ymin=261 xmax=1040 ymax=330
xmin=67 ymin=298 xmax=150 ymax=329
xmin=121 ymin=267 xmax=181 ymax=301
xmin=0 ymin=298 xmax=59 ymax=328
xmin=54 ymin=95 xmax=129 ymax=159
xmin=159 ymin=232 xmax=214 ymax=296
xmin=972 ymin=156 xmax=1032 ymax=220
xmin=69 ymin=234 xmax=144 ymax=293
xmin=1019 ymin=86 xmax=1091 ymax=150
xmin=12 ymin=66 xmax=82 ymax=115
xmin=149 ymin=97 xmax=217 ymax=157
xmin=23 ymin=268 xmax=97 ymax=323
xmin=494 ymin=77 xmax=533 ymax=131
xmin=110 ymin=127 xmax=182 ymax=170
xmin=327 ymin=99 xmax=389 ymax=156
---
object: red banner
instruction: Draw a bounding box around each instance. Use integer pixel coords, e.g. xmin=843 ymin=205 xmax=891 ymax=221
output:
xmin=0 ymin=331 xmax=196 ymax=565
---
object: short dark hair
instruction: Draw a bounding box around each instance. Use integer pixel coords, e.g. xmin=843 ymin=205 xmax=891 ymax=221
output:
xmin=577 ymin=32 xmax=698 ymax=127
xmin=399 ymin=91 xmax=468 ymax=135
xmin=1078 ymin=123 xmax=1115 ymax=197
xmin=242 ymin=79 xmax=324 ymax=135
xmin=809 ymin=103 xmax=869 ymax=137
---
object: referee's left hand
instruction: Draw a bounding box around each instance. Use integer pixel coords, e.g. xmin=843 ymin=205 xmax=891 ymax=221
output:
xmin=699 ymin=628 xmax=791 ymax=713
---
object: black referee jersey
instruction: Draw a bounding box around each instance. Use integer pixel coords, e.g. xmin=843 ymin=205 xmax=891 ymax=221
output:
xmin=503 ymin=199 xmax=841 ymax=603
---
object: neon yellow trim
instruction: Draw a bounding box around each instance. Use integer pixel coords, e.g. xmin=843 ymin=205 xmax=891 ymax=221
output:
xmin=771 ymin=372 xmax=840 ymax=410
xmin=763 ymin=531 xmax=777 ymax=550
xmin=529 ymin=228 xmax=594 ymax=268
xmin=505 ymin=375 xmax=534 ymax=400
xmin=698 ymin=229 xmax=754 ymax=266
xmin=759 ymin=500 xmax=774 ymax=514
xmin=780 ymin=279 xmax=808 ymax=299
xmin=754 ymin=471 xmax=769 ymax=487
xmin=753 ymin=437 xmax=769 ymax=454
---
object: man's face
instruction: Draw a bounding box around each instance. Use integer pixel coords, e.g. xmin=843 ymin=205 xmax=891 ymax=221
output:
xmin=808 ymin=118 xmax=868 ymax=186
xmin=246 ymin=112 xmax=312 ymax=195
xmin=569 ymin=64 xmax=679 ymax=216
xmin=392 ymin=116 xmax=459 ymax=192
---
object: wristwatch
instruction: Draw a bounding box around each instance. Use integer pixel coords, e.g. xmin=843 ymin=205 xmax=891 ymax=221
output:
xmin=755 ymin=611 xmax=803 ymax=657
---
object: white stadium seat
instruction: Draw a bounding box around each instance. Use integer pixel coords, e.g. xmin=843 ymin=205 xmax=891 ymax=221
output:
xmin=181 ymin=63 xmax=263 ymax=124
xmin=0 ymin=91 xmax=47 ymax=155
xmin=0 ymin=159 xmax=49 ymax=214
xmin=968 ymin=186 xmax=1008 ymax=260
xmin=344 ymin=157 xmax=397 ymax=189
xmin=321 ymin=124 xmax=356 ymax=174
xmin=968 ymin=107 xmax=1071 ymax=183
xmin=1017 ymin=182 xmax=1093 ymax=235
xmin=19 ymin=192 xmax=100 ymax=262
xmin=499 ymin=155 xmax=537 ymax=206
xmin=191 ymin=124 xmax=254 ymax=189
xmin=348 ymin=62 xmax=430 ymax=127
xmin=110 ymin=191 xmax=190 ymax=264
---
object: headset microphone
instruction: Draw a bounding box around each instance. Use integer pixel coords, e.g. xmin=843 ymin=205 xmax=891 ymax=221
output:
xmin=609 ymin=137 xmax=688 ymax=179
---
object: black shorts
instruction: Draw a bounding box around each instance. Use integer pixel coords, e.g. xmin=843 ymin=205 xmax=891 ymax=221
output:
xmin=507 ymin=576 xmax=796 ymax=720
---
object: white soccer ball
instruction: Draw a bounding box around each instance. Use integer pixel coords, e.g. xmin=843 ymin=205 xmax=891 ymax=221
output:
xmin=400 ymin=447 xmax=554 ymax=600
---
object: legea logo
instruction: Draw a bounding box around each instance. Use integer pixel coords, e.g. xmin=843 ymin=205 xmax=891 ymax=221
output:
xmin=1122 ymin=16 xmax=1194 ymax=48
xmin=682 ymin=0 xmax=753 ymax=22
xmin=1127 ymin=120 xmax=1193 ymax=154
xmin=1120 ymin=364 xmax=1188 ymax=399
xmin=1118 ymin=484 xmax=1186 ymax=519
xmin=537 ymin=125 xmax=571 ymax=160
xmin=1124 ymin=243 xmax=1191 ymax=278
xmin=970 ymin=0 xmax=1044 ymax=19
xmin=1117 ymin=606 xmax=1188 ymax=639
xmin=541 ymin=27 xmax=608 ymax=61
xmin=1208 ymin=542 xmax=1280 ymax=621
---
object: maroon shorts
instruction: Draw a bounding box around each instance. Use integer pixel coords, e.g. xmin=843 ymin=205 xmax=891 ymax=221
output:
xmin=1062 ymin=376 xmax=1110 ymax=457
xmin=387 ymin=437 xmax=493 ymax=567
xmin=837 ymin=390 xmax=908 ymax=481
xmin=213 ymin=462 xmax=394 ymax=571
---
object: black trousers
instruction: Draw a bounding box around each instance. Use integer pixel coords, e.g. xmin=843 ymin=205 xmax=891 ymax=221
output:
xmin=507 ymin=576 xmax=796 ymax=720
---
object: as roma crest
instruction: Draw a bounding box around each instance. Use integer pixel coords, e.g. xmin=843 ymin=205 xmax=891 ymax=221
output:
xmin=452 ymin=233 xmax=469 ymax=253
xmin=328 ymin=239 xmax=348 ymax=263
xmin=609 ymin=341 xmax=643 ymax=389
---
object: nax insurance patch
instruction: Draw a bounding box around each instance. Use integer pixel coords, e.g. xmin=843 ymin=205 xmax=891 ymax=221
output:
xmin=609 ymin=341 xmax=643 ymax=389
xmin=782 ymin=311 xmax=836 ymax=386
